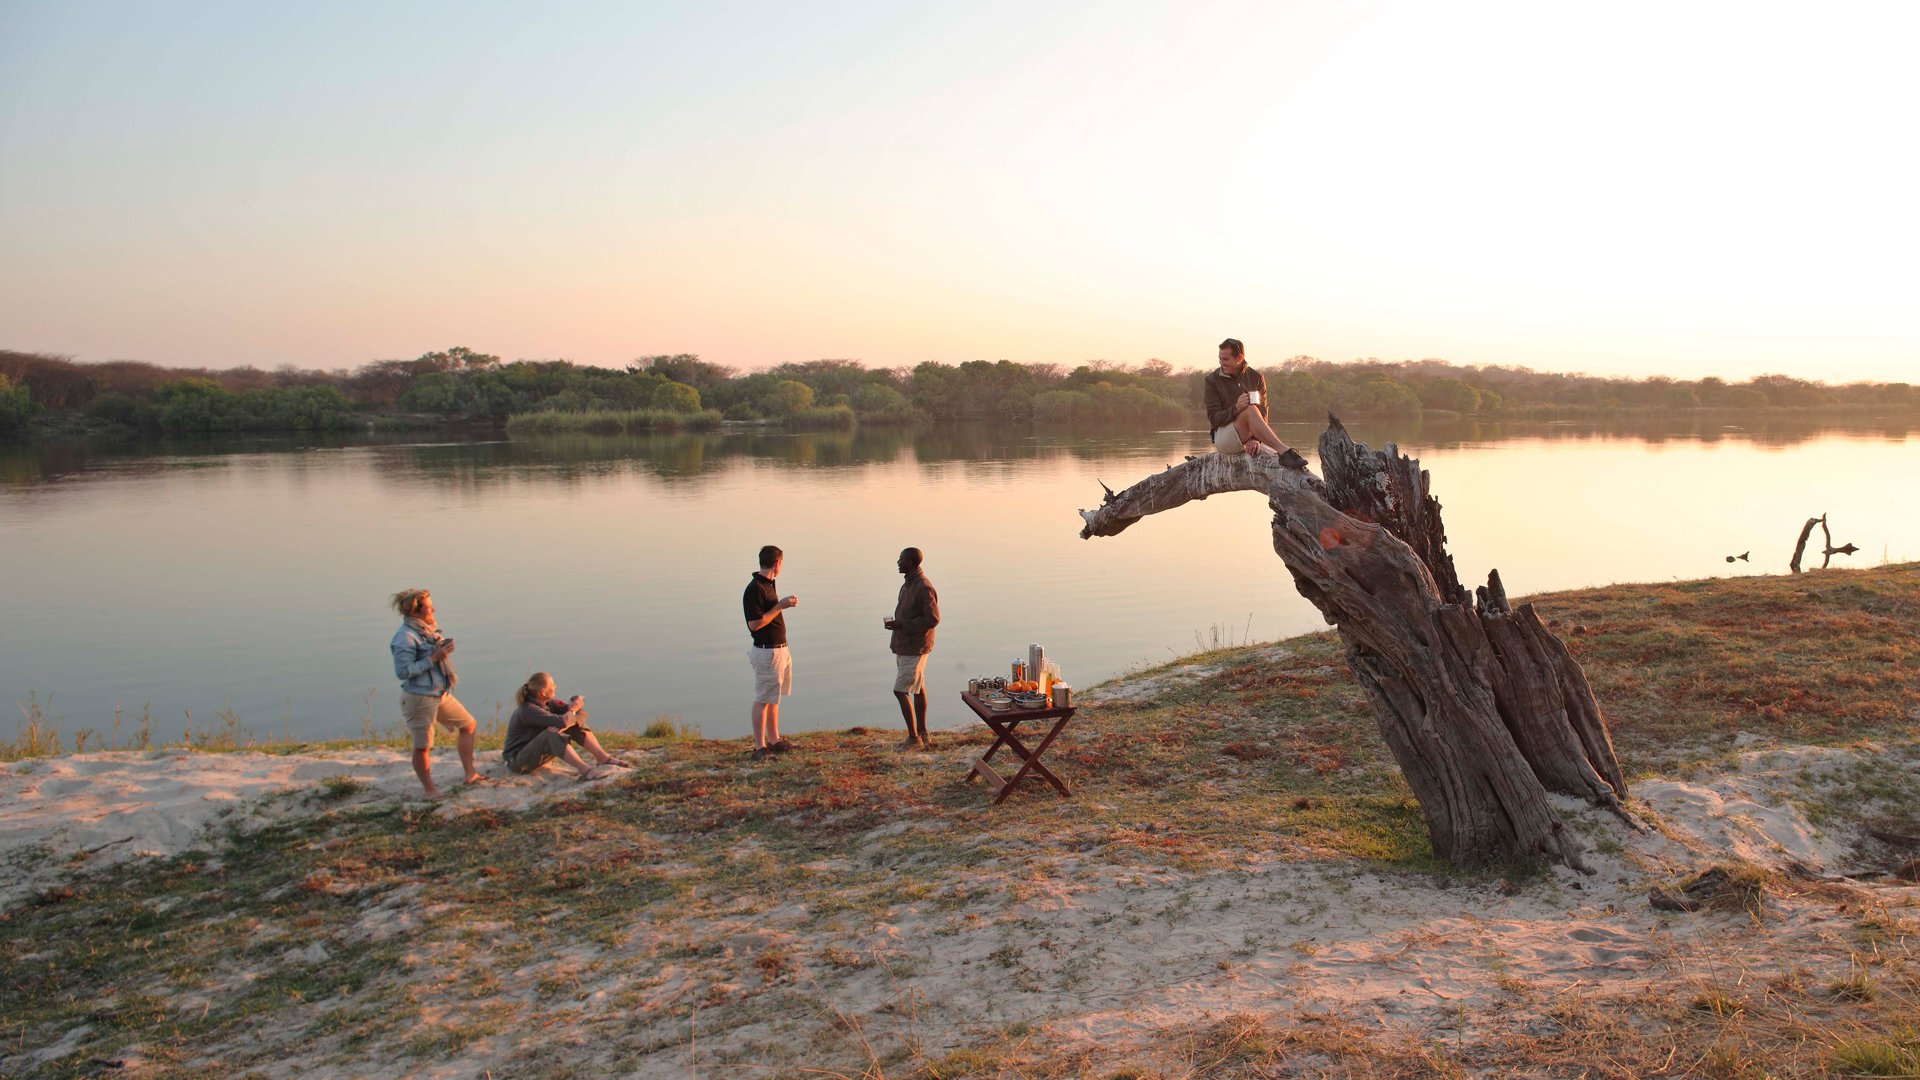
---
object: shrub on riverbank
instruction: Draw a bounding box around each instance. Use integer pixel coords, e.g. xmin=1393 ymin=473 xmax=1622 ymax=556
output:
xmin=782 ymin=404 xmax=855 ymax=430
xmin=503 ymin=408 xmax=724 ymax=435
xmin=1032 ymin=383 xmax=1189 ymax=426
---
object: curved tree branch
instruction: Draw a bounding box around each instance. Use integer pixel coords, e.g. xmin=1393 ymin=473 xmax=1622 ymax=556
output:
xmin=1078 ymin=420 xmax=1629 ymax=871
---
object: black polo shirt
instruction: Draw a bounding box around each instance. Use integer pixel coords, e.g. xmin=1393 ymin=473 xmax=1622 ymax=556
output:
xmin=743 ymin=572 xmax=786 ymax=647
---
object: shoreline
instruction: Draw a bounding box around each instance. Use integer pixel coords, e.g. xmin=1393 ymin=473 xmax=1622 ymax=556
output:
xmin=5 ymin=566 xmax=1917 ymax=1076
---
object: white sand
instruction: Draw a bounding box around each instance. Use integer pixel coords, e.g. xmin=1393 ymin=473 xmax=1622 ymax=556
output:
xmin=0 ymin=747 xmax=643 ymax=906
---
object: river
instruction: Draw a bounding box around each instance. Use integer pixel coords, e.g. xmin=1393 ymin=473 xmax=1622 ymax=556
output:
xmin=2 ymin=414 xmax=1913 ymax=743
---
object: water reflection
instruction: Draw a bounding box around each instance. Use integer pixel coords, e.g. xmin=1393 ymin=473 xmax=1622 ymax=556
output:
xmin=4 ymin=415 xmax=1915 ymax=744
xmin=6 ymin=409 xmax=1912 ymax=491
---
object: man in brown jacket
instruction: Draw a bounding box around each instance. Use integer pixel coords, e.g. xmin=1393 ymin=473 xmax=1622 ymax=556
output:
xmin=883 ymin=547 xmax=940 ymax=750
xmin=1203 ymin=337 xmax=1308 ymax=468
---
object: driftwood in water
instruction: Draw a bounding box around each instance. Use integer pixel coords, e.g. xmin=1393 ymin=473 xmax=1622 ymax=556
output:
xmin=1079 ymin=417 xmax=1629 ymax=871
xmin=1789 ymin=514 xmax=1859 ymax=573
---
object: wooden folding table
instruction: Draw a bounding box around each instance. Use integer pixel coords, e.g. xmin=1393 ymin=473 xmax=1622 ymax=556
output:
xmin=960 ymin=691 xmax=1075 ymax=805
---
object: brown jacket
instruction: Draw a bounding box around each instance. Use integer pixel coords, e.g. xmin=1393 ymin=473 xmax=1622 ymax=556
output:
xmin=889 ymin=571 xmax=940 ymax=655
xmin=1203 ymin=363 xmax=1269 ymax=436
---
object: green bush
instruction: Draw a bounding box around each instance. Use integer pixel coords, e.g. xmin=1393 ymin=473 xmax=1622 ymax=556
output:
xmin=0 ymin=374 xmax=38 ymax=435
xmin=155 ymin=378 xmax=242 ymax=432
xmin=1418 ymin=377 xmax=1482 ymax=414
xmin=651 ymin=381 xmax=702 ymax=413
xmin=1032 ymin=382 xmax=1188 ymax=425
xmin=238 ymin=386 xmax=357 ymax=430
xmin=504 ymin=408 xmax=723 ymax=435
xmin=723 ymin=403 xmax=762 ymax=421
xmin=760 ymin=379 xmax=815 ymax=417
xmin=782 ymin=404 xmax=855 ymax=430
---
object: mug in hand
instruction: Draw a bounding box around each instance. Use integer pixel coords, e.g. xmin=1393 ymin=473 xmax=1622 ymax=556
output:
xmin=1247 ymin=390 xmax=1262 ymax=406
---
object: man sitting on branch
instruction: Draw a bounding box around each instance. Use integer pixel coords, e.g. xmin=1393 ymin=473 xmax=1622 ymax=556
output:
xmin=1203 ymin=337 xmax=1309 ymax=470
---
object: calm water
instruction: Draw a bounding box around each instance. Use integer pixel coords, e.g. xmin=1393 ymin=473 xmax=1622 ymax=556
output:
xmin=3 ymin=415 xmax=1914 ymax=743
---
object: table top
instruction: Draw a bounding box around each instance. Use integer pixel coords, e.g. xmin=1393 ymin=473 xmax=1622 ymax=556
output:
xmin=960 ymin=690 xmax=1075 ymax=721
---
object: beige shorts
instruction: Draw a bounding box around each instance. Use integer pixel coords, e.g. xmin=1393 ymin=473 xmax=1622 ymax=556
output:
xmin=1214 ymin=424 xmax=1247 ymax=454
xmin=748 ymin=645 xmax=793 ymax=705
xmin=399 ymin=691 xmax=476 ymax=751
xmin=893 ymin=652 xmax=929 ymax=694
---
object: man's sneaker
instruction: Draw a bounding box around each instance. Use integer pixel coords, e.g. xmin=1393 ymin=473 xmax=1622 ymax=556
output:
xmin=768 ymin=738 xmax=795 ymax=753
xmin=750 ymin=746 xmax=771 ymax=760
xmin=1277 ymin=448 xmax=1310 ymax=470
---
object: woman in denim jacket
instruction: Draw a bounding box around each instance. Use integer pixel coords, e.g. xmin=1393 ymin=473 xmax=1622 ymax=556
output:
xmin=390 ymin=588 xmax=481 ymax=799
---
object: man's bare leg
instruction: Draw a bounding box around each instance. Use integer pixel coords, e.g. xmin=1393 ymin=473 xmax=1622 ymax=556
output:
xmin=764 ymin=703 xmax=781 ymax=745
xmin=1232 ymin=409 xmax=1290 ymax=455
xmin=751 ymin=703 xmax=770 ymax=749
xmin=894 ymin=691 xmax=920 ymax=749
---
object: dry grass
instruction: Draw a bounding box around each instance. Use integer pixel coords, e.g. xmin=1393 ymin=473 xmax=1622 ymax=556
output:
xmin=1525 ymin=562 xmax=1920 ymax=773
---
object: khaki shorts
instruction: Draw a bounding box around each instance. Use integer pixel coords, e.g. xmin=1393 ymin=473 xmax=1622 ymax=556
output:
xmin=504 ymin=726 xmax=589 ymax=774
xmin=1214 ymin=425 xmax=1247 ymax=454
xmin=748 ymin=645 xmax=792 ymax=705
xmin=893 ymin=652 xmax=929 ymax=694
xmin=399 ymin=691 xmax=476 ymax=751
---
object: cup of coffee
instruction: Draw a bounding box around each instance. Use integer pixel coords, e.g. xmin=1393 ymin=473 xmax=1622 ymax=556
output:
xmin=1247 ymin=390 xmax=1262 ymax=406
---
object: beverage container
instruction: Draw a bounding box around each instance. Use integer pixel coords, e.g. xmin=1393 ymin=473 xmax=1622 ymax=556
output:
xmin=1051 ymin=683 xmax=1072 ymax=708
xmin=1027 ymin=644 xmax=1045 ymax=690
xmin=967 ymin=678 xmax=979 ymax=695
xmin=1011 ymin=659 xmax=1026 ymax=683
xmin=1247 ymin=390 xmax=1262 ymax=406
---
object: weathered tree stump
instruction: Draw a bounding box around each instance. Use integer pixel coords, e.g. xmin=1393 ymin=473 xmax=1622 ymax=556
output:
xmin=1079 ymin=416 xmax=1630 ymax=871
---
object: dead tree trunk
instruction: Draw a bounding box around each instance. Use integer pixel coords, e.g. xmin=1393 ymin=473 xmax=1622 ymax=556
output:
xmin=1079 ymin=416 xmax=1629 ymax=871
xmin=1789 ymin=514 xmax=1859 ymax=573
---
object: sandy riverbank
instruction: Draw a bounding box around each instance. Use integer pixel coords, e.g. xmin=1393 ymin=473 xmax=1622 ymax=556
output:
xmin=5 ymin=565 xmax=1919 ymax=1075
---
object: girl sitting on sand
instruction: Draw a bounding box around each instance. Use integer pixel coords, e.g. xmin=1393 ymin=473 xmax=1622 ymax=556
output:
xmin=503 ymin=673 xmax=627 ymax=781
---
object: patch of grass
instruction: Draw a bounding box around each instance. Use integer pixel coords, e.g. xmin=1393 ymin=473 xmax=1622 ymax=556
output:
xmin=315 ymin=775 xmax=367 ymax=802
xmin=1832 ymin=1028 xmax=1920 ymax=1076
xmin=1827 ymin=973 xmax=1877 ymax=1002
xmin=4 ymin=691 xmax=64 ymax=760
xmin=1530 ymin=563 xmax=1920 ymax=770
xmin=640 ymin=715 xmax=699 ymax=740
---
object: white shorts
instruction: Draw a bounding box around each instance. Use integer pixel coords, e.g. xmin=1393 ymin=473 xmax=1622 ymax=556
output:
xmin=1214 ymin=425 xmax=1247 ymax=454
xmin=748 ymin=645 xmax=792 ymax=705
xmin=893 ymin=652 xmax=929 ymax=694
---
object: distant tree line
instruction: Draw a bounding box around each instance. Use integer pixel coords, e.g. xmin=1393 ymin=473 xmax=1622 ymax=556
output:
xmin=1 ymin=346 xmax=1912 ymax=439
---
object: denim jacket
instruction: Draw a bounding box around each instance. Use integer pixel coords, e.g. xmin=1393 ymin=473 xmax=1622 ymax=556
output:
xmin=390 ymin=623 xmax=449 ymax=697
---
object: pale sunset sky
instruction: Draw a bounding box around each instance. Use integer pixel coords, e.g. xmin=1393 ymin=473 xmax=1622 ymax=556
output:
xmin=2 ymin=1 xmax=1915 ymax=381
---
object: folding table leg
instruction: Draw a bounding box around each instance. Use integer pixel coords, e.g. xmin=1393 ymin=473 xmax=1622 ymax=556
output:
xmin=993 ymin=715 xmax=1073 ymax=804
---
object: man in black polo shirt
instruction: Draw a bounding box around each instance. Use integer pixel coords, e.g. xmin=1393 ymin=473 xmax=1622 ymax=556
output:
xmin=743 ymin=544 xmax=798 ymax=759
xmin=1203 ymin=338 xmax=1308 ymax=469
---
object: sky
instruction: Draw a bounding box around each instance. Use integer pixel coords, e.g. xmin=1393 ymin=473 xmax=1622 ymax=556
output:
xmin=3 ymin=0 xmax=1916 ymax=381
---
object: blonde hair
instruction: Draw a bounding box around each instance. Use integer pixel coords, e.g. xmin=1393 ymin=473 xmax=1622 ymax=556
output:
xmin=391 ymin=588 xmax=431 ymax=619
xmin=515 ymin=672 xmax=553 ymax=706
